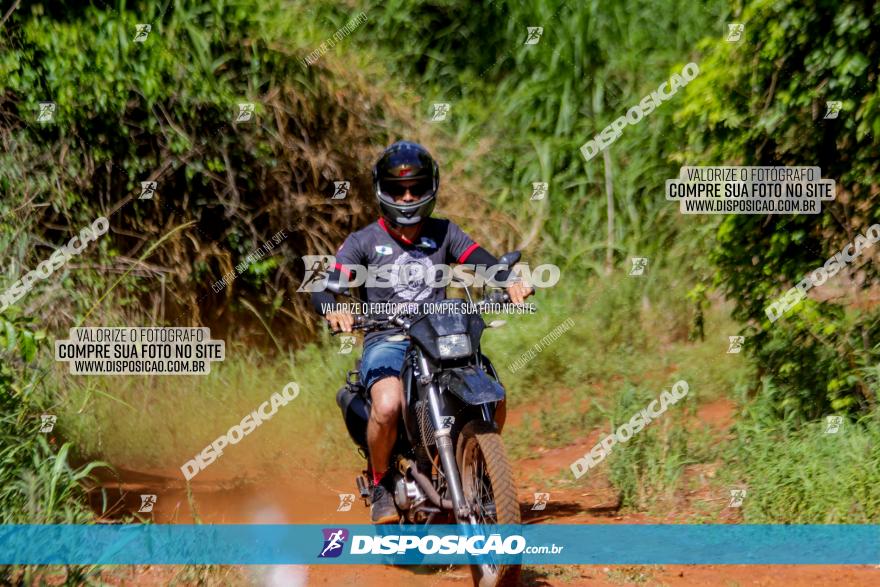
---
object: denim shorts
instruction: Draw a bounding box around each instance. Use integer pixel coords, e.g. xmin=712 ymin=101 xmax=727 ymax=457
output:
xmin=360 ymin=339 xmax=409 ymax=392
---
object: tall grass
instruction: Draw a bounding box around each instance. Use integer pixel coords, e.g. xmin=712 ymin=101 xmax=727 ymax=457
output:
xmin=0 ymin=317 xmax=107 ymax=524
xmin=603 ymin=383 xmax=717 ymax=511
xmin=357 ymin=0 xmax=729 ymax=277
xmin=723 ymin=379 xmax=880 ymax=523
xmin=57 ymin=340 xmax=361 ymax=476
xmin=0 ymin=317 xmax=109 ymax=584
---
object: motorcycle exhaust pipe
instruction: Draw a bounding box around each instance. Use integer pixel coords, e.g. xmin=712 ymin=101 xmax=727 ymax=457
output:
xmin=338 ymin=387 xmax=455 ymax=512
xmin=398 ymin=457 xmax=453 ymax=510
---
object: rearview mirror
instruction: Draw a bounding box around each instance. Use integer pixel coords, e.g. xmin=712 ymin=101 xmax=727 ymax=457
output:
xmin=497 ymin=251 xmax=521 ymax=267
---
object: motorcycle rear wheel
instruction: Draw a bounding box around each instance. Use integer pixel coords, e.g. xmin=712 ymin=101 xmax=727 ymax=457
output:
xmin=457 ymin=420 xmax=521 ymax=587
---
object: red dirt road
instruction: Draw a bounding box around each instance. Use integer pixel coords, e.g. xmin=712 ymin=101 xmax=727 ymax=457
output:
xmin=96 ymin=399 xmax=878 ymax=586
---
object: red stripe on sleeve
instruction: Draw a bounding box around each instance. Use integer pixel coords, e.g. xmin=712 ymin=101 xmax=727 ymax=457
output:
xmin=334 ymin=262 xmax=352 ymax=278
xmin=457 ymin=243 xmax=480 ymax=263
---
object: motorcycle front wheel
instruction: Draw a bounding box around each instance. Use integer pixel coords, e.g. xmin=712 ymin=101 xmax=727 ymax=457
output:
xmin=456 ymin=420 xmax=522 ymax=587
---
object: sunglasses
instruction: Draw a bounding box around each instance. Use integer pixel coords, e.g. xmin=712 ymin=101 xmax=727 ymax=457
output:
xmin=381 ymin=178 xmax=433 ymax=199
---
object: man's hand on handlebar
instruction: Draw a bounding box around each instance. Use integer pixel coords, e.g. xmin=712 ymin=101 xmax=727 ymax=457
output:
xmin=506 ymin=281 xmax=534 ymax=305
xmin=326 ymin=311 xmax=355 ymax=333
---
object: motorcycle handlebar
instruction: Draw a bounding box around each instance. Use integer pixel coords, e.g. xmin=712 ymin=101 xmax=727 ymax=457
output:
xmin=484 ymin=291 xmax=511 ymax=305
xmin=330 ymin=314 xmax=379 ymax=336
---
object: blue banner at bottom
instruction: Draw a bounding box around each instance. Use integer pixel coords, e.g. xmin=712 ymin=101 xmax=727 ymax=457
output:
xmin=1 ymin=524 xmax=878 ymax=565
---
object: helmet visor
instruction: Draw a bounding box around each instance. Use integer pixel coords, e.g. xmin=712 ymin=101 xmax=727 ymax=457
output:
xmin=378 ymin=176 xmax=435 ymax=200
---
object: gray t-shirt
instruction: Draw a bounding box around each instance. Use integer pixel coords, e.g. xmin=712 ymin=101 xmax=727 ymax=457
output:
xmin=334 ymin=217 xmax=479 ymax=347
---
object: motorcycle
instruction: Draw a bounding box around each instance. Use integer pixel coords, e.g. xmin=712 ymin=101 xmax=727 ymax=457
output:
xmin=331 ymin=252 xmax=529 ymax=587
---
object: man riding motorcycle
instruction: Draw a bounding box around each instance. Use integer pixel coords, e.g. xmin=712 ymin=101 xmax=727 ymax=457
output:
xmin=311 ymin=140 xmax=532 ymax=523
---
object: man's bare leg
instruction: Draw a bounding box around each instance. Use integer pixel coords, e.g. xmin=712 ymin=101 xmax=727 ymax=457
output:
xmin=367 ymin=376 xmax=404 ymax=523
xmin=368 ymin=376 xmax=405 ymax=477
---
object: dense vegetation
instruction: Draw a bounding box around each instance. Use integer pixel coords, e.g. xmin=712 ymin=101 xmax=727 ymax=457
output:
xmin=1 ymin=4 xmax=878 ymax=581
xmin=1 ymin=0 xmax=416 ymax=341
xmin=679 ymin=0 xmax=880 ymax=419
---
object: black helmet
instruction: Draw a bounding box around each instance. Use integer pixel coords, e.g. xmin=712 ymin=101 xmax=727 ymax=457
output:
xmin=372 ymin=141 xmax=439 ymax=226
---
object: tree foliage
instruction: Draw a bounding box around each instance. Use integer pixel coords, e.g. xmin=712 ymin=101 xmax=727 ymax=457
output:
xmin=678 ymin=0 xmax=880 ymax=417
xmin=0 ymin=1 xmax=408 ymax=340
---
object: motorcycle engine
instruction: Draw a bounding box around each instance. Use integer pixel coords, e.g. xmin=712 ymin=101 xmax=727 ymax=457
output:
xmin=393 ymin=474 xmax=426 ymax=511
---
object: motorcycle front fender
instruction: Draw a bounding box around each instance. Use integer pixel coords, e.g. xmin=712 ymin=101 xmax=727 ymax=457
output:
xmin=438 ymin=366 xmax=506 ymax=406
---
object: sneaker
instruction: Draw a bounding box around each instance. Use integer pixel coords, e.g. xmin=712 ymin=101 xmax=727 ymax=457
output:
xmin=370 ymin=482 xmax=399 ymax=524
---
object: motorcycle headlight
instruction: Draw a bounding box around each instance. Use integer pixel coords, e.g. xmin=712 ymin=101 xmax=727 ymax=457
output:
xmin=437 ymin=334 xmax=472 ymax=359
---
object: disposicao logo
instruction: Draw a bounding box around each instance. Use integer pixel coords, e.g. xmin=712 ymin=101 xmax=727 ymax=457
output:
xmin=348 ymin=533 xmax=526 ymax=555
xmin=318 ymin=528 xmax=349 ymax=558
